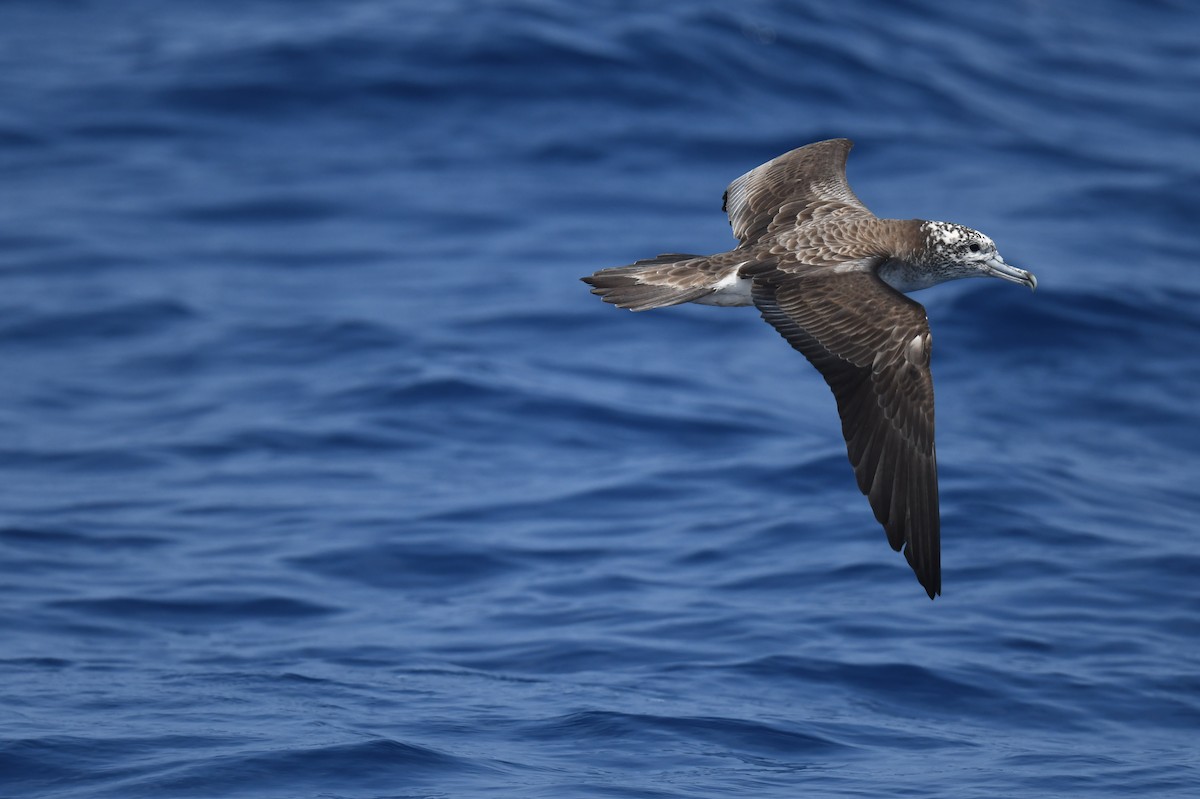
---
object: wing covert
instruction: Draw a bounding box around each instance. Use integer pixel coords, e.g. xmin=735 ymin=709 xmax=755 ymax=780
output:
xmin=723 ymin=139 xmax=872 ymax=245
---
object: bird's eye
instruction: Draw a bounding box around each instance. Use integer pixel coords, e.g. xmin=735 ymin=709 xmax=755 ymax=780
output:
xmin=968 ymin=243 xmax=981 ymax=253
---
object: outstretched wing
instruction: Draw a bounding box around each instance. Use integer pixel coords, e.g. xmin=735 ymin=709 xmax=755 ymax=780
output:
xmin=750 ymin=264 xmax=941 ymax=598
xmin=722 ymin=138 xmax=872 ymax=246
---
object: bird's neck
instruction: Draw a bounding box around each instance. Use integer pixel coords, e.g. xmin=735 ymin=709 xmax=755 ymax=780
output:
xmin=873 ymin=218 xmax=929 ymax=262
xmin=874 ymin=218 xmax=948 ymax=294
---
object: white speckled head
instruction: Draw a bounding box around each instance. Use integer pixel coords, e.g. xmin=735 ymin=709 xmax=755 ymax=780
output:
xmin=919 ymin=221 xmax=1037 ymax=290
xmin=922 ymin=221 xmax=997 ymax=264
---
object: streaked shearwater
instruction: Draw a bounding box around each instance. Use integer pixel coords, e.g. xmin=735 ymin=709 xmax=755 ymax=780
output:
xmin=582 ymin=138 xmax=1036 ymax=599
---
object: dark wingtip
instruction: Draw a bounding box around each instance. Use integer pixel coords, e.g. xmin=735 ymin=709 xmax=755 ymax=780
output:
xmin=903 ymin=539 xmax=940 ymax=600
xmin=921 ymin=569 xmax=941 ymax=600
xmin=913 ymin=563 xmax=940 ymax=600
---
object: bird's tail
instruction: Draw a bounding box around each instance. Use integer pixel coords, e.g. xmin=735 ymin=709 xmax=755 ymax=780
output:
xmin=581 ymin=253 xmax=721 ymax=312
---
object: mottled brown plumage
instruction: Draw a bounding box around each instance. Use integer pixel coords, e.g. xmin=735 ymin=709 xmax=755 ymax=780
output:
xmin=583 ymin=138 xmax=1036 ymax=599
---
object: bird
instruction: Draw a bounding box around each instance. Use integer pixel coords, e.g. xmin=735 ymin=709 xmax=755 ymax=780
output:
xmin=581 ymin=138 xmax=1036 ymax=599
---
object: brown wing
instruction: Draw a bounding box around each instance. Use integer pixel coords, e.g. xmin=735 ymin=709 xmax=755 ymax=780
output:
xmin=750 ymin=264 xmax=941 ymax=598
xmin=722 ymin=139 xmax=872 ymax=246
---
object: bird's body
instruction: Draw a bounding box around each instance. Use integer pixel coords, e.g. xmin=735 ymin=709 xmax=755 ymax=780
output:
xmin=582 ymin=138 xmax=1036 ymax=599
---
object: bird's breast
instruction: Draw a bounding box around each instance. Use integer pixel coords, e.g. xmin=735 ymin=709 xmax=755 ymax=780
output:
xmin=877 ymin=258 xmax=945 ymax=293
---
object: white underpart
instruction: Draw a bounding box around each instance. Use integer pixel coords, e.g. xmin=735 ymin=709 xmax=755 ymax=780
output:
xmin=692 ymin=265 xmax=754 ymax=306
xmin=877 ymin=258 xmax=941 ymax=293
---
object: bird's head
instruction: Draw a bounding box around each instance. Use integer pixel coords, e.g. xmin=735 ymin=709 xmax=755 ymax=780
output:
xmin=920 ymin=221 xmax=1037 ymax=290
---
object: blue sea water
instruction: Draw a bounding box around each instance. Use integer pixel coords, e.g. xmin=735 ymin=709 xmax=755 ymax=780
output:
xmin=1 ymin=0 xmax=1199 ymax=796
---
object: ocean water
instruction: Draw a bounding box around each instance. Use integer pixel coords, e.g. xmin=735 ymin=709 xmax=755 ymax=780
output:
xmin=1 ymin=1 xmax=1199 ymax=796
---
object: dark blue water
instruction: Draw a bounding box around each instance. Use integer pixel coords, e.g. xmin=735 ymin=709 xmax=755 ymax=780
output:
xmin=2 ymin=1 xmax=1198 ymax=796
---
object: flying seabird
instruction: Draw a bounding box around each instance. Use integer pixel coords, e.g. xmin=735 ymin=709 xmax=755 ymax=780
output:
xmin=582 ymin=138 xmax=1036 ymax=599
